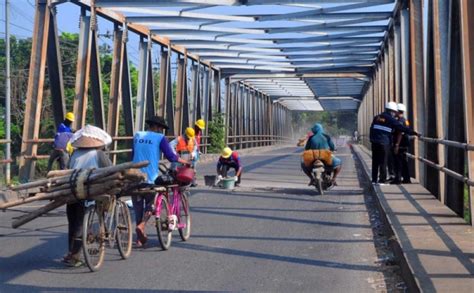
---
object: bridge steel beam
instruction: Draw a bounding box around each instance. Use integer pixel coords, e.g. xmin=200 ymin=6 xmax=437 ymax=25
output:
xmin=409 ymin=0 xmax=425 ymax=183
xmin=460 ymin=0 xmax=474 ymax=225
xmin=19 ymin=1 xmax=56 ymax=181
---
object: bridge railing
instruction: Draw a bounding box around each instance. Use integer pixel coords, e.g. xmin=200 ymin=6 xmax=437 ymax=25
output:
xmin=406 ymin=136 xmax=474 ymax=187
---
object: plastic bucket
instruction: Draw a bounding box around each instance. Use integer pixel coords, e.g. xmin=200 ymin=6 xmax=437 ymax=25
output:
xmin=204 ymin=175 xmax=217 ymax=187
xmin=222 ymin=178 xmax=235 ymax=190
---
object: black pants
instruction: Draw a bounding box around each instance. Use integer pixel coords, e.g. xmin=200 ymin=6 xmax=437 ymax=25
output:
xmin=47 ymin=149 xmax=69 ymax=171
xmin=371 ymin=143 xmax=390 ymax=183
xmin=132 ymin=194 xmax=154 ymax=225
xmin=387 ymin=149 xmax=395 ymax=178
xmin=218 ymin=164 xmax=241 ymax=184
xmin=394 ymin=148 xmax=410 ymax=182
xmin=66 ymin=202 xmax=85 ymax=256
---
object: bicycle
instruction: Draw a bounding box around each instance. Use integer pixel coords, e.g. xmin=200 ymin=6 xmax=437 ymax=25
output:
xmin=82 ymin=194 xmax=133 ymax=272
xmin=137 ymin=164 xmax=192 ymax=250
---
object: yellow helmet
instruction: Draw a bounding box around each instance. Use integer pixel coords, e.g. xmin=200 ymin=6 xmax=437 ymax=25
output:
xmin=195 ymin=119 xmax=206 ymax=130
xmin=221 ymin=147 xmax=232 ymax=159
xmin=65 ymin=112 xmax=75 ymax=122
xmin=185 ymin=127 xmax=195 ymax=138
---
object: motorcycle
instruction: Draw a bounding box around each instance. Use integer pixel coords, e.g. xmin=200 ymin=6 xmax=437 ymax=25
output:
xmin=312 ymin=159 xmax=334 ymax=195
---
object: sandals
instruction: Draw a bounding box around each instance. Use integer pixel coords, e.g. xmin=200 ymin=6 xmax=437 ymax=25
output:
xmin=136 ymin=226 xmax=148 ymax=246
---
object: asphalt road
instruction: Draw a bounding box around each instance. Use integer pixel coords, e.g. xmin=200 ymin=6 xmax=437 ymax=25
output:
xmin=0 ymin=145 xmax=387 ymax=292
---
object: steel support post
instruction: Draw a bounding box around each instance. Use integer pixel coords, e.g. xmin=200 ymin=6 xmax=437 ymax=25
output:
xmin=195 ymin=63 xmax=202 ymax=122
xmin=388 ymin=33 xmax=395 ymax=101
xmin=89 ymin=29 xmax=105 ymax=129
xmin=446 ymin=0 xmax=466 ymax=216
xmin=384 ymin=47 xmax=389 ymax=102
xmin=19 ymin=1 xmax=51 ymax=181
xmin=190 ymin=63 xmax=198 ymax=122
xmin=252 ymin=91 xmax=257 ymax=147
xmin=425 ymin=1 xmax=440 ymax=198
xmin=145 ymin=49 xmax=155 ymax=119
xmin=409 ymin=0 xmax=426 ymax=182
xmin=135 ymin=38 xmax=150 ymax=132
xmin=120 ymin=39 xmax=135 ymax=157
xmin=394 ymin=19 xmax=402 ymax=103
xmin=203 ymin=67 xmax=211 ymax=152
xmin=4 ymin=0 xmax=10 ymax=184
xmin=107 ymin=26 xmax=124 ymax=164
xmin=224 ymin=78 xmax=230 ymax=145
xmin=175 ymin=55 xmax=186 ymax=135
xmin=158 ymin=48 xmax=170 ymax=118
xmin=400 ymin=8 xmax=410 ymax=105
xmin=73 ymin=9 xmax=92 ymax=129
xmin=460 ymin=0 xmax=474 ymax=224
xmin=46 ymin=6 xmax=65 ymax=127
xmin=214 ymin=70 xmax=221 ymax=113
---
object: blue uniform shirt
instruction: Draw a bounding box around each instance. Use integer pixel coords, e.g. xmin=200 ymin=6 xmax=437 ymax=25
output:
xmin=132 ymin=131 xmax=178 ymax=184
xmin=370 ymin=111 xmax=415 ymax=145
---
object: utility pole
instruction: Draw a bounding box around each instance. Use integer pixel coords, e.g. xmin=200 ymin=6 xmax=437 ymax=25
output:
xmin=5 ymin=0 xmax=11 ymax=184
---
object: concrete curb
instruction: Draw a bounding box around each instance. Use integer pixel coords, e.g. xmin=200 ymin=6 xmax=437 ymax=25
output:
xmin=350 ymin=144 xmax=420 ymax=293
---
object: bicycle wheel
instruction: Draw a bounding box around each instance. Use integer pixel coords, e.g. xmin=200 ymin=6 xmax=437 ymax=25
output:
xmin=156 ymin=196 xmax=172 ymax=250
xmin=178 ymin=190 xmax=191 ymax=241
xmin=115 ymin=200 xmax=132 ymax=259
xmin=82 ymin=205 xmax=106 ymax=272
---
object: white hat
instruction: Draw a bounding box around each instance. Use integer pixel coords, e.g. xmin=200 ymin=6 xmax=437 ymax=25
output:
xmin=385 ymin=101 xmax=398 ymax=112
xmin=397 ymin=103 xmax=407 ymax=112
xmin=70 ymin=125 xmax=112 ymax=148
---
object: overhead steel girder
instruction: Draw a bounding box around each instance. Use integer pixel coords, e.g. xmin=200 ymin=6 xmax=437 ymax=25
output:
xmin=96 ymin=0 xmax=240 ymax=6
xmin=149 ymin=26 xmax=265 ymax=35
xmin=267 ymin=25 xmax=387 ymax=34
xmin=126 ymin=13 xmax=256 ymax=23
xmin=275 ymin=36 xmax=384 ymax=45
xmin=260 ymin=11 xmax=392 ymax=22
xmin=291 ymin=57 xmax=376 ymax=65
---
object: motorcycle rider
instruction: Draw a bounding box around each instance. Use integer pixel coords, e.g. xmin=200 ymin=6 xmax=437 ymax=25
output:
xmin=301 ymin=123 xmax=342 ymax=186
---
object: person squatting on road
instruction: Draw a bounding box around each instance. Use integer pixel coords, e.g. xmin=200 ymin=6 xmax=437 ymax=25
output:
xmin=47 ymin=112 xmax=75 ymax=171
xmin=301 ymin=123 xmax=342 ymax=186
xmin=63 ymin=125 xmax=113 ymax=267
xmin=217 ymin=147 xmax=243 ymax=186
xmin=370 ymin=101 xmax=419 ymax=185
xmin=132 ymin=116 xmax=189 ymax=247
xmin=391 ymin=103 xmax=412 ymax=184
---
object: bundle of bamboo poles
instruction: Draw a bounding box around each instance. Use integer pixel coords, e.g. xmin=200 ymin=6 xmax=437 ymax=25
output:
xmin=0 ymin=161 xmax=149 ymax=228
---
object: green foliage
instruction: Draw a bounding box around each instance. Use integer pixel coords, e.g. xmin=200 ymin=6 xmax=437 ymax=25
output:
xmin=292 ymin=110 xmax=357 ymax=137
xmin=207 ymin=113 xmax=225 ymax=154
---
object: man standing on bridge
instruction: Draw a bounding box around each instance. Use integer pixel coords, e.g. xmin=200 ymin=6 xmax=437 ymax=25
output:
xmin=391 ymin=103 xmax=412 ymax=184
xmin=370 ymin=102 xmax=418 ymax=185
xmin=132 ymin=116 xmax=189 ymax=247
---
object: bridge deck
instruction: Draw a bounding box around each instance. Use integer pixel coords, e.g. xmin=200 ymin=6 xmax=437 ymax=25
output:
xmin=0 ymin=145 xmax=400 ymax=292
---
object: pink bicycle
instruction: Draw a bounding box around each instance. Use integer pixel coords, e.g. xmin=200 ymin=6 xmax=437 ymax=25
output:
xmin=142 ymin=164 xmax=192 ymax=250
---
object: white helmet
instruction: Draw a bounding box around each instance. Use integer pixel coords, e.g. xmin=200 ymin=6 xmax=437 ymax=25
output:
xmin=397 ymin=103 xmax=407 ymax=112
xmin=385 ymin=101 xmax=398 ymax=112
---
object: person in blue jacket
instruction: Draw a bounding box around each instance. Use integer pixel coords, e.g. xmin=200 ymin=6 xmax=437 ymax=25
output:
xmin=302 ymin=123 xmax=342 ymax=186
xmin=370 ymin=101 xmax=419 ymax=184
xmin=132 ymin=116 xmax=189 ymax=247
xmin=47 ymin=112 xmax=75 ymax=171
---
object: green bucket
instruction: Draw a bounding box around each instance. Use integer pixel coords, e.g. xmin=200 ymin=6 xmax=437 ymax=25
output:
xmin=222 ymin=177 xmax=236 ymax=190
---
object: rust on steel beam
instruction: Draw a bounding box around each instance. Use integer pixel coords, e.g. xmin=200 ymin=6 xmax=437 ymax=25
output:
xmin=400 ymin=7 xmax=410 ymax=105
xmin=89 ymin=29 xmax=105 ymax=129
xmin=46 ymin=6 xmax=65 ymax=126
xmin=460 ymin=0 xmax=474 ymax=223
xmin=409 ymin=0 xmax=425 ymax=182
xmin=158 ymin=48 xmax=170 ymax=118
xmin=19 ymin=1 xmax=50 ymax=181
xmin=175 ymin=55 xmax=186 ymax=134
xmin=73 ymin=9 xmax=92 ymax=129
xmin=107 ymin=26 xmax=124 ymax=164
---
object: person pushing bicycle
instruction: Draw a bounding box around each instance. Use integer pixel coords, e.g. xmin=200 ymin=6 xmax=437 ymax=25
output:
xmin=132 ymin=116 xmax=189 ymax=247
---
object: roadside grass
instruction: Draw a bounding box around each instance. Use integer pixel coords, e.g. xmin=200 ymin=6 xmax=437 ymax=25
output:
xmin=464 ymin=185 xmax=471 ymax=223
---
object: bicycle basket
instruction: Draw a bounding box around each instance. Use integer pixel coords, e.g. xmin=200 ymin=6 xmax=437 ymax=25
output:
xmin=154 ymin=173 xmax=176 ymax=186
xmin=176 ymin=167 xmax=194 ymax=184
